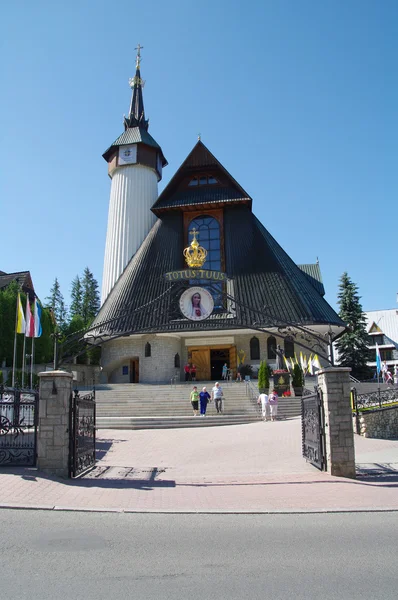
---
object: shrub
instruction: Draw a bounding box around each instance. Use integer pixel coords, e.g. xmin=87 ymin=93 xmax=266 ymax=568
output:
xmin=239 ymin=364 xmax=253 ymax=378
xmin=292 ymin=364 xmax=304 ymax=388
xmin=258 ymin=360 xmax=269 ymax=391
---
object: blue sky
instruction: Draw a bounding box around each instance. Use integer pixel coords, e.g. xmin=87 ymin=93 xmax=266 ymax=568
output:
xmin=2 ymin=0 xmax=397 ymax=313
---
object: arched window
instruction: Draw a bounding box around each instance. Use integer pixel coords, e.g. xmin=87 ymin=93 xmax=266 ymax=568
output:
xmin=144 ymin=342 xmax=151 ymax=358
xmin=285 ymin=338 xmax=294 ymax=359
xmin=250 ymin=336 xmax=260 ymax=360
xmin=174 ymin=353 xmax=180 ymax=368
xmin=267 ymin=336 xmax=276 ymax=359
xmin=188 ymin=214 xmax=222 ymax=307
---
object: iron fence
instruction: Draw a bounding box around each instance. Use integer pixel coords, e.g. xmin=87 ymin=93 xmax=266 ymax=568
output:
xmin=69 ymin=389 xmax=96 ymax=478
xmin=351 ymin=387 xmax=398 ymax=414
xmin=0 ymin=384 xmax=39 ymax=466
xmin=301 ymin=387 xmax=326 ymax=471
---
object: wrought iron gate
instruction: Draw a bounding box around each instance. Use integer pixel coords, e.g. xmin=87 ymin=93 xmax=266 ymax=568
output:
xmin=301 ymin=387 xmax=326 ymax=471
xmin=0 ymin=385 xmax=38 ymax=466
xmin=69 ymin=389 xmax=96 ymax=478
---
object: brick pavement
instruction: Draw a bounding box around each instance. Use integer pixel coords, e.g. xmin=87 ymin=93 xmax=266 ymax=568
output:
xmin=0 ymin=418 xmax=397 ymax=513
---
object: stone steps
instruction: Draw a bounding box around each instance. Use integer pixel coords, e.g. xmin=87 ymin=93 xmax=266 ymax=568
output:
xmin=92 ymin=382 xmax=302 ymax=429
xmin=96 ymin=414 xmax=261 ymax=430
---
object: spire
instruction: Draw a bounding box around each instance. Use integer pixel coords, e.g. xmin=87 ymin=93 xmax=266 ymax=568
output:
xmin=124 ymin=44 xmax=149 ymax=131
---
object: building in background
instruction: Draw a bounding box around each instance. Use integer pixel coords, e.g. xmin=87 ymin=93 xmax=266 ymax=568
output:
xmin=365 ymin=309 xmax=398 ymax=375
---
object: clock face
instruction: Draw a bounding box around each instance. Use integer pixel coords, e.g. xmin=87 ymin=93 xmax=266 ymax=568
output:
xmin=118 ymin=144 xmax=137 ymax=165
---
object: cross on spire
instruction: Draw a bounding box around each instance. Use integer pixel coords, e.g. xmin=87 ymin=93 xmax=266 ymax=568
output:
xmin=135 ymin=43 xmax=143 ymax=69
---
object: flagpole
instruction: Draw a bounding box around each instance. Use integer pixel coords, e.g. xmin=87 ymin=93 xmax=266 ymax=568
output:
xmin=31 ymin=336 xmax=35 ymax=389
xmin=12 ymin=294 xmax=19 ymax=388
xmin=21 ymin=334 xmax=26 ymax=388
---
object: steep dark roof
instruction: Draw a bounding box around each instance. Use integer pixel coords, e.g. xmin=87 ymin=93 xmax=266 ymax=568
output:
xmin=102 ymin=63 xmax=167 ymax=166
xmin=298 ymin=263 xmax=325 ymax=296
xmin=102 ymin=126 xmax=167 ymax=166
xmin=90 ymin=207 xmax=344 ymax=339
xmin=0 ymin=271 xmax=35 ymax=299
xmin=152 ymin=141 xmax=251 ymax=214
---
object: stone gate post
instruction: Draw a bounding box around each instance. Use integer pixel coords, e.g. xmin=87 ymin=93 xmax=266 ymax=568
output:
xmin=37 ymin=370 xmax=73 ymax=478
xmin=317 ymin=367 xmax=356 ymax=478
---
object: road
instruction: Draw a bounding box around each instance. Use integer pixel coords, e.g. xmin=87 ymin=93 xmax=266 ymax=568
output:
xmin=1 ymin=510 xmax=397 ymax=599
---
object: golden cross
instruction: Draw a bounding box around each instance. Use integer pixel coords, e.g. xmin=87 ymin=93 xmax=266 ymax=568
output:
xmin=189 ymin=228 xmax=198 ymax=239
xmin=135 ymin=43 xmax=143 ymax=69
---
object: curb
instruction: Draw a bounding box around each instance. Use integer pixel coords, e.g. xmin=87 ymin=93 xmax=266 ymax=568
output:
xmin=1 ymin=503 xmax=398 ymax=515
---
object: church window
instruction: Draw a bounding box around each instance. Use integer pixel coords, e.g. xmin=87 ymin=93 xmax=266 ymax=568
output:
xmin=174 ymin=353 xmax=180 ymax=368
xmin=188 ymin=175 xmax=218 ymax=187
xmin=250 ymin=337 xmax=260 ymax=360
xmin=267 ymin=336 xmax=276 ymax=359
xmin=188 ymin=214 xmax=223 ymax=307
xmin=285 ymin=338 xmax=294 ymax=358
xmin=145 ymin=342 xmax=151 ymax=357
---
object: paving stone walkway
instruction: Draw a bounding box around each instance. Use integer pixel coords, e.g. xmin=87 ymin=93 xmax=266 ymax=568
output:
xmin=1 ymin=418 xmax=397 ymax=513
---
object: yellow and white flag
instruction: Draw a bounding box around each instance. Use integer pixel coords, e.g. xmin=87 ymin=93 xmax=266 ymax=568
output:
xmin=313 ymin=354 xmax=322 ymax=370
xmin=284 ymin=354 xmax=291 ymax=371
xmin=16 ymin=293 xmax=26 ymax=334
xmin=307 ymin=354 xmax=313 ymax=375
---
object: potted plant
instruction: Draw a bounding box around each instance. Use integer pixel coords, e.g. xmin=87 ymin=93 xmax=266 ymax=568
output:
xmin=258 ymin=360 xmax=269 ymax=394
xmin=292 ymin=364 xmax=304 ymax=396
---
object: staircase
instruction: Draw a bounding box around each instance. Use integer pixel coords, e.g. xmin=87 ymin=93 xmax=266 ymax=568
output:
xmin=94 ymin=382 xmax=302 ymax=429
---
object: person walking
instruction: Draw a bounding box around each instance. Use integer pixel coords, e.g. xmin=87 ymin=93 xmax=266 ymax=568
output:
xmin=222 ymin=363 xmax=228 ymax=380
xmin=190 ymin=386 xmax=199 ymax=416
xmin=257 ymin=391 xmax=269 ymax=421
xmin=211 ymin=381 xmax=224 ymax=414
xmin=268 ymin=390 xmax=278 ymax=421
xmin=184 ymin=363 xmax=191 ymax=382
xmin=190 ymin=363 xmax=197 ymax=382
xmin=199 ymin=387 xmax=210 ymax=417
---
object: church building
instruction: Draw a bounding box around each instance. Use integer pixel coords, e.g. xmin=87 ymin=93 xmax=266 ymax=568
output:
xmin=90 ymin=48 xmax=346 ymax=384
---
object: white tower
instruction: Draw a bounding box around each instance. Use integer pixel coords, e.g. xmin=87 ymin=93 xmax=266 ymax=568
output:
xmin=101 ymin=45 xmax=167 ymax=303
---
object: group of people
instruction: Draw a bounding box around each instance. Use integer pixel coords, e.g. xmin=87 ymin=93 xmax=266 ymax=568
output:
xmin=190 ymin=382 xmax=224 ymax=416
xmin=184 ymin=363 xmax=197 ymax=382
xmin=257 ymin=390 xmax=278 ymax=422
xmin=380 ymin=362 xmax=398 ymax=386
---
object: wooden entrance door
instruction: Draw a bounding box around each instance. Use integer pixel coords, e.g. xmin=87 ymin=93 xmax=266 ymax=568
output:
xmin=191 ymin=349 xmax=210 ymax=381
xmin=130 ymin=359 xmax=139 ymax=383
xmin=229 ymin=346 xmax=237 ymax=379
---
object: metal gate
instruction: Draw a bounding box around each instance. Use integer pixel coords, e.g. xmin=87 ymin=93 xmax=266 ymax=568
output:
xmin=69 ymin=389 xmax=96 ymax=478
xmin=0 ymin=385 xmax=38 ymax=466
xmin=301 ymin=387 xmax=326 ymax=471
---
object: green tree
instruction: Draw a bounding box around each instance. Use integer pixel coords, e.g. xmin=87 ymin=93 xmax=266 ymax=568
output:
xmin=335 ymin=272 xmax=371 ymax=379
xmin=258 ymin=360 xmax=269 ymax=391
xmin=45 ymin=277 xmax=67 ymax=329
xmin=0 ymin=283 xmax=53 ymax=369
xmin=69 ymin=275 xmax=83 ymax=320
xmin=81 ymin=267 xmax=100 ymax=326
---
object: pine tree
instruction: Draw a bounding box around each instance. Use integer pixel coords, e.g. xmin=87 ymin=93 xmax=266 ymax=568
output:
xmin=335 ymin=272 xmax=371 ymax=379
xmin=69 ymin=275 xmax=83 ymax=319
xmin=45 ymin=277 xmax=67 ymax=329
xmin=81 ymin=267 xmax=100 ymax=326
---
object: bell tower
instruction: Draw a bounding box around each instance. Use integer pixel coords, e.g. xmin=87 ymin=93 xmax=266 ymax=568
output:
xmin=101 ymin=45 xmax=167 ymax=303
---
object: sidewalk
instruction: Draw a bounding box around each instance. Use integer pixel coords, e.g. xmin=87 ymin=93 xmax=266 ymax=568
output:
xmin=1 ymin=419 xmax=397 ymax=513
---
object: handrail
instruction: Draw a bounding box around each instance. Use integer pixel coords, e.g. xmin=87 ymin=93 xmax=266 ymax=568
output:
xmin=245 ymin=380 xmax=262 ymax=418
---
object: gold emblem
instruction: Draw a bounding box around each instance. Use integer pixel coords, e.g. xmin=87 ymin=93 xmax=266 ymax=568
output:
xmin=183 ymin=229 xmax=207 ymax=268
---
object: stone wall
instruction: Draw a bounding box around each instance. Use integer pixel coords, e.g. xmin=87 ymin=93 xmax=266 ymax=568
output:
xmin=101 ymin=335 xmax=182 ymax=384
xmin=354 ymin=406 xmax=398 ymax=439
xmin=37 ymin=371 xmax=72 ymax=478
xmin=100 ymin=331 xmax=320 ymax=384
xmin=318 ymin=367 xmax=356 ymax=478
